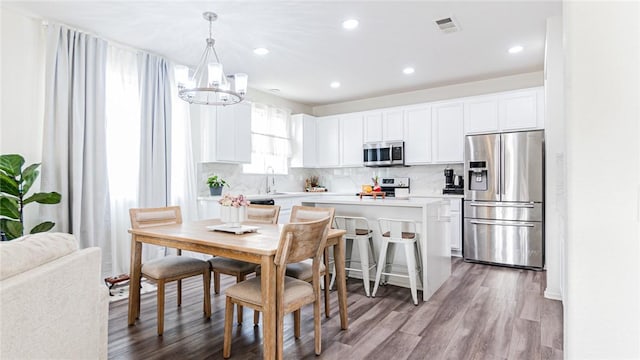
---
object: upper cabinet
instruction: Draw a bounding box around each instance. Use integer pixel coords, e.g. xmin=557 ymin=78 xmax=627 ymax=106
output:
xmin=464 ymin=87 xmax=544 ymax=135
xmin=315 ymin=116 xmax=340 ymax=168
xmin=382 ymin=109 xmax=404 ymax=141
xmin=290 ymin=114 xmax=317 ymax=168
xmin=339 ymin=113 xmax=364 ymax=167
xmin=363 ymin=112 xmax=383 ymax=142
xmin=403 ymin=105 xmax=432 ymax=164
xmin=498 ymin=88 xmax=544 ymax=131
xmin=201 ymin=102 xmax=252 ymax=163
xmin=363 ymin=109 xmax=404 ymax=142
xmin=432 ymin=102 xmax=464 ymax=163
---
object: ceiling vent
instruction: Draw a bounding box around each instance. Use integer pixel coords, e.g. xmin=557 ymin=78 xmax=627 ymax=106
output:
xmin=434 ymin=17 xmax=460 ymax=34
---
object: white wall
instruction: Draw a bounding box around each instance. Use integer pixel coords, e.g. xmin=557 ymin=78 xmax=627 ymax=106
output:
xmin=543 ymin=16 xmax=565 ymax=301
xmin=0 ymin=8 xmax=44 ymax=161
xmin=312 ymin=71 xmax=543 ymax=116
xmin=0 ymin=8 xmax=46 ymax=231
xmin=564 ymin=1 xmax=640 ymax=358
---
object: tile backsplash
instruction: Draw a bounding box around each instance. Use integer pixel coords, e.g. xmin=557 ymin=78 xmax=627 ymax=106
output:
xmin=199 ymin=163 xmax=463 ymax=196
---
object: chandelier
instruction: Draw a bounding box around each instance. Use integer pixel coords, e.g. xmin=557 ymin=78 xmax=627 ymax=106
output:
xmin=176 ymin=12 xmax=248 ymax=106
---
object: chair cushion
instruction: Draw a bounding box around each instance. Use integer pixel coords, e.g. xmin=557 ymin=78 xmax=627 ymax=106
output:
xmin=208 ymin=257 xmax=257 ymax=274
xmin=355 ymin=229 xmax=372 ymax=236
xmin=381 ymin=231 xmax=416 ymax=239
xmin=226 ymin=276 xmax=313 ymax=308
xmin=255 ymin=260 xmax=325 ymax=280
xmin=142 ymin=255 xmax=209 ymax=279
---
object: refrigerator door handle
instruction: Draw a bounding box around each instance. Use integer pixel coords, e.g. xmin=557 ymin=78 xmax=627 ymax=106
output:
xmin=470 ymin=219 xmax=536 ymax=228
xmin=469 ymin=202 xmax=535 ymax=208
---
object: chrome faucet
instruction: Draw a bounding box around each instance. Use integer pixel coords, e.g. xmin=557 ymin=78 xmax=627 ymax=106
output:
xmin=266 ymin=166 xmax=276 ymax=194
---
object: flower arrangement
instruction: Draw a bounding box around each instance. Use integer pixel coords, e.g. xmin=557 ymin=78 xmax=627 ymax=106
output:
xmin=218 ymin=194 xmax=250 ymax=207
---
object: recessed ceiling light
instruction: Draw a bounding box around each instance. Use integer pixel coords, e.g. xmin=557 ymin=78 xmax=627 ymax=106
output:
xmin=403 ymin=67 xmax=415 ymax=75
xmin=269 ymin=88 xmax=280 ymax=93
xmin=253 ymin=47 xmax=269 ymax=55
xmin=508 ymin=45 xmax=523 ymax=54
xmin=330 ymin=81 xmax=341 ymax=88
xmin=342 ymin=19 xmax=359 ymax=30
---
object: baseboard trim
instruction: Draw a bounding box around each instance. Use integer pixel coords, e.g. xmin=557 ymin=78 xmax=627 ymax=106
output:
xmin=544 ymin=288 xmax=563 ymax=301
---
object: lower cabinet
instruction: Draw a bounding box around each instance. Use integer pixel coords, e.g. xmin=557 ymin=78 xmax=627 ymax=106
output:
xmin=450 ymin=199 xmax=462 ymax=254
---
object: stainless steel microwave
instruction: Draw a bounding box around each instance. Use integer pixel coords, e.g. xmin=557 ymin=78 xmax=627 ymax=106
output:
xmin=363 ymin=141 xmax=405 ymax=167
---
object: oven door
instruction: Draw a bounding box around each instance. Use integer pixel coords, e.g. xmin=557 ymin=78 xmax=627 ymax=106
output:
xmin=364 ymin=144 xmax=391 ymax=166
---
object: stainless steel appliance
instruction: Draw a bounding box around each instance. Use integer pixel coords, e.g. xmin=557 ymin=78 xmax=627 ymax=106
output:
xmin=363 ymin=141 xmax=404 ymax=167
xmin=379 ymin=177 xmax=409 ymax=197
xmin=463 ymin=130 xmax=544 ymax=269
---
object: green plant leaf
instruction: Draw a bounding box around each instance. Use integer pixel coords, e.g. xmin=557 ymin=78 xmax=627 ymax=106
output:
xmin=0 ymin=173 xmax=20 ymax=197
xmin=23 ymin=192 xmax=61 ymax=205
xmin=0 ymin=154 xmax=24 ymax=177
xmin=30 ymin=221 xmax=55 ymax=234
xmin=0 ymin=196 xmax=20 ymax=219
xmin=0 ymin=219 xmax=23 ymax=240
xmin=21 ymin=163 xmax=40 ymax=194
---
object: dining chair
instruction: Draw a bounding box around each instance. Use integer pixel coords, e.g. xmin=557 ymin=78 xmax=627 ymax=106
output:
xmin=209 ymin=204 xmax=280 ymax=324
xmin=287 ymin=205 xmax=335 ymax=316
xmin=129 ymin=206 xmax=211 ymax=336
xmin=223 ymin=216 xmax=332 ymax=359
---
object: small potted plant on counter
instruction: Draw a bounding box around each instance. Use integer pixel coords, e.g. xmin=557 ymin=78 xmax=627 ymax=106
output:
xmin=207 ymin=175 xmax=228 ymax=196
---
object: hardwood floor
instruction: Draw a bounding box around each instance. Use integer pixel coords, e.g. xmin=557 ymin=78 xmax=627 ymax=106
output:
xmin=108 ymin=258 xmax=563 ymax=359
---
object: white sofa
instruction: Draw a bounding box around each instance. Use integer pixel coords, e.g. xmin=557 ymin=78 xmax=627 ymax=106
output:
xmin=0 ymin=232 xmax=109 ymax=359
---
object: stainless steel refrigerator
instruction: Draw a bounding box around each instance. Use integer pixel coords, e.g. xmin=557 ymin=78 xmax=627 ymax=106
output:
xmin=463 ymin=130 xmax=544 ymax=269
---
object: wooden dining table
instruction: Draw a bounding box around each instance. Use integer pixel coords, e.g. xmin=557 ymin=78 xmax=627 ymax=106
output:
xmin=127 ymin=219 xmax=348 ymax=360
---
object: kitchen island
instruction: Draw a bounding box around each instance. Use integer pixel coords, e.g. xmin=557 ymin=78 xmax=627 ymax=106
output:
xmin=302 ymin=196 xmax=452 ymax=302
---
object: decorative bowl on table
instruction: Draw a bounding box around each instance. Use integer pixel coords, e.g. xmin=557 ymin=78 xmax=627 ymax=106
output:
xmin=218 ymin=194 xmax=249 ymax=228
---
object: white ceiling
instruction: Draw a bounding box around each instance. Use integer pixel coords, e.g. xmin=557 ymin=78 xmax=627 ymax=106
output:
xmin=3 ymin=1 xmax=561 ymax=106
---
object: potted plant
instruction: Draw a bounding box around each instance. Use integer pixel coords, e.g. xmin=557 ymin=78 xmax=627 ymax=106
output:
xmin=207 ymin=175 xmax=228 ymax=196
xmin=0 ymin=154 xmax=62 ymax=240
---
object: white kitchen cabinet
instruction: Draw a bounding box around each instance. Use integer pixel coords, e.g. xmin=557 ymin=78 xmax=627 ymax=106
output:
xmin=290 ymin=114 xmax=317 ymax=168
xmin=201 ymin=102 xmax=252 ymax=163
xmin=363 ymin=112 xmax=383 ymax=143
xmin=316 ymin=116 xmax=340 ymax=167
xmin=499 ymin=87 xmax=544 ymax=131
xmin=450 ymin=199 xmax=462 ymax=253
xmin=339 ymin=113 xmax=364 ymax=167
xmin=463 ymin=87 xmax=544 ymax=135
xmin=364 ymin=109 xmax=405 ymax=143
xmin=464 ymin=95 xmax=499 ymax=134
xmin=432 ymin=102 xmax=464 ymax=163
xmin=382 ymin=109 xmax=404 ymax=141
xmin=403 ymin=105 xmax=432 ymax=164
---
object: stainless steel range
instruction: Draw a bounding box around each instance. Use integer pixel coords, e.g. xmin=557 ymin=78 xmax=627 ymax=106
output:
xmin=463 ymin=130 xmax=544 ymax=269
xmin=380 ymin=177 xmax=409 ymax=197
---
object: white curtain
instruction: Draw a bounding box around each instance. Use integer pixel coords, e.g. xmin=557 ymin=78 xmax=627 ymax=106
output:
xmin=105 ymin=45 xmax=141 ymax=275
xmin=137 ymin=53 xmax=172 ymax=209
xmin=40 ymin=25 xmax=111 ymax=253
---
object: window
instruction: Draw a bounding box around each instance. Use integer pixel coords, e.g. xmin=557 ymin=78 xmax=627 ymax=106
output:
xmin=242 ymin=103 xmax=291 ymax=174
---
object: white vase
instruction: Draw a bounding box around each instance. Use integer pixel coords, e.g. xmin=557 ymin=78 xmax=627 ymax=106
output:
xmin=220 ymin=206 xmax=246 ymax=227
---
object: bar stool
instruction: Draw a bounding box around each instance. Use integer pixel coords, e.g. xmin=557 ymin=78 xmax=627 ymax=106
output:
xmin=330 ymin=216 xmax=377 ymax=297
xmin=372 ymin=218 xmax=422 ymax=305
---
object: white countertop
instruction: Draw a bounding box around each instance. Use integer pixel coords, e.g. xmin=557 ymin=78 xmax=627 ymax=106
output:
xmin=301 ymin=195 xmax=448 ymax=208
xmin=197 ymin=192 xmax=463 ymax=202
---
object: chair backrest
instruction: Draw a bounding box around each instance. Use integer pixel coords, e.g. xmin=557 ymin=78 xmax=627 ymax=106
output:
xmin=290 ymin=205 xmax=335 ymax=226
xmin=129 ymin=206 xmax=182 ymax=229
xmin=246 ymin=204 xmax=281 ymax=224
xmin=333 ymin=216 xmax=371 ymax=237
xmin=378 ymin=218 xmax=418 ymax=240
xmin=274 ymin=217 xmax=331 ymax=268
